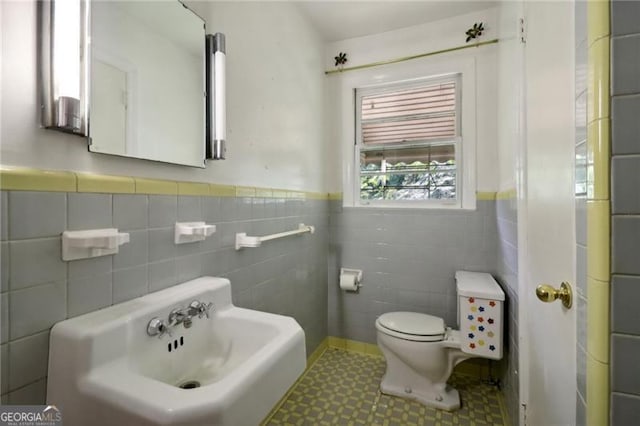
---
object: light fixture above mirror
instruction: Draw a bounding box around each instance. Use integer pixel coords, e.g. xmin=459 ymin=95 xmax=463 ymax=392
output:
xmin=206 ymin=32 xmax=227 ymax=160
xmin=39 ymin=0 xmax=90 ymax=135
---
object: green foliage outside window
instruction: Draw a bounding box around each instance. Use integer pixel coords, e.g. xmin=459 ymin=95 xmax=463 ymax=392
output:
xmin=360 ymin=159 xmax=456 ymax=200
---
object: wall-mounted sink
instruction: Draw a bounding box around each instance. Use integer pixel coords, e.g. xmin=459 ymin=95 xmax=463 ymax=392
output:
xmin=47 ymin=277 xmax=306 ymax=425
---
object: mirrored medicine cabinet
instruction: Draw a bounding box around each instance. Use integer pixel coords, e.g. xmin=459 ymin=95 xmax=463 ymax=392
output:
xmin=40 ymin=0 xmax=226 ymax=167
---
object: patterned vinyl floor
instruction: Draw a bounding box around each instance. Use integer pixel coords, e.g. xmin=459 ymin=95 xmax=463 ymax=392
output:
xmin=264 ymin=348 xmax=506 ymax=426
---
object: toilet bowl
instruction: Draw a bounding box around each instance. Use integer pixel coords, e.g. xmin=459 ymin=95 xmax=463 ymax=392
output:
xmin=376 ymin=271 xmax=504 ymax=411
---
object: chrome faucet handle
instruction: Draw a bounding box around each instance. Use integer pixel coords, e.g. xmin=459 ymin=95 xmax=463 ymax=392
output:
xmin=188 ymin=301 xmax=202 ymax=317
xmin=168 ymin=308 xmax=188 ymax=327
xmin=147 ymin=317 xmax=172 ymax=338
xmin=188 ymin=300 xmax=213 ymax=318
xmin=201 ymin=302 xmax=213 ymax=319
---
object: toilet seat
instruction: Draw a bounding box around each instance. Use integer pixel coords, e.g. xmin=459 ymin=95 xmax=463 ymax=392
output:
xmin=376 ymin=312 xmax=445 ymax=342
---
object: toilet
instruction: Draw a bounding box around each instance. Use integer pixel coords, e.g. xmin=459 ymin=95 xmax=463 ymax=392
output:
xmin=375 ymin=270 xmax=505 ymax=411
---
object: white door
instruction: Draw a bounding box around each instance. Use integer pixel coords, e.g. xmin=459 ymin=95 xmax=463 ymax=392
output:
xmin=518 ymin=1 xmax=577 ymax=425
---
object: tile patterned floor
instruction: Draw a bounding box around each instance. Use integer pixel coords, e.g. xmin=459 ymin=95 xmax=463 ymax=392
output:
xmin=265 ymin=348 xmax=506 ymax=426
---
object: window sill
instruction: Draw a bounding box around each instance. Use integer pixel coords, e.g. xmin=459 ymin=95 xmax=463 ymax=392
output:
xmin=344 ymin=200 xmax=477 ymax=211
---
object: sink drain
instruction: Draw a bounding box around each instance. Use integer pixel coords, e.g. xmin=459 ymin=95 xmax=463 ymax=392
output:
xmin=178 ymin=380 xmax=201 ymax=390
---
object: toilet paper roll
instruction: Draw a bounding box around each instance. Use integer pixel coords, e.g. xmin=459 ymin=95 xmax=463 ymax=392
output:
xmin=340 ymin=273 xmax=358 ymax=291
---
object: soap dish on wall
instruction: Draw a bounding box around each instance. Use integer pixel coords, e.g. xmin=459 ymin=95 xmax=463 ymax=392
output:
xmin=175 ymin=222 xmax=216 ymax=244
xmin=62 ymin=228 xmax=130 ymax=261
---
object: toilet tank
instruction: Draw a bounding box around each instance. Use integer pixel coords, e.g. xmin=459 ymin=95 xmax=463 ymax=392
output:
xmin=455 ymin=271 xmax=505 ymax=360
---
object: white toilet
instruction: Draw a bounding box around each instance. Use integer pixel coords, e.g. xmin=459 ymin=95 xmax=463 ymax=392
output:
xmin=375 ymin=270 xmax=505 ymax=411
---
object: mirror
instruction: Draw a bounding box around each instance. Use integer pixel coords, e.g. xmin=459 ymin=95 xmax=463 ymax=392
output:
xmin=89 ymin=1 xmax=206 ymax=167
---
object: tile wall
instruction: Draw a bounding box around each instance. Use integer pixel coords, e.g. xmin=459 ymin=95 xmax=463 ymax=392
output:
xmin=584 ymin=0 xmax=612 ymax=423
xmin=575 ymin=0 xmax=588 ymax=423
xmin=610 ymin=0 xmax=640 ymax=423
xmin=0 ymin=190 xmax=329 ymax=404
xmin=1 ymin=184 xmax=518 ymax=410
xmin=327 ymin=200 xmax=498 ymax=344
xmin=495 ymin=194 xmax=519 ymax=425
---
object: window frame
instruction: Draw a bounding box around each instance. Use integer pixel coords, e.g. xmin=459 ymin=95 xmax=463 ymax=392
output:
xmin=355 ymin=74 xmax=462 ymax=207
xmin=339 ymin=56 xmax=476 ymax=210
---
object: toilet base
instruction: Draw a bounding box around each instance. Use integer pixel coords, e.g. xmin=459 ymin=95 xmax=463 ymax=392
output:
xmin=379 ymin=374 xmax=461 ymax=411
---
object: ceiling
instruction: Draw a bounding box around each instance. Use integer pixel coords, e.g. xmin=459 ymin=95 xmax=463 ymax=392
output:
xmin=296 ymin=1 xmax=498 ymax=42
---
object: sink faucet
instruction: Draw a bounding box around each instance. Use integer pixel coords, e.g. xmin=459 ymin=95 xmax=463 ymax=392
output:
xmin=168 ymin=300 xmax=214 ymax=329
xmin=147 ymin=300 xmax=213 ymax=337
xmin=188 ymin=300 xmax=214 ymax=319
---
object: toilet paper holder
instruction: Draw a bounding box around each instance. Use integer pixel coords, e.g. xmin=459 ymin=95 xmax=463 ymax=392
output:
xmin=340 ymin=268 xmax=363 ymax=291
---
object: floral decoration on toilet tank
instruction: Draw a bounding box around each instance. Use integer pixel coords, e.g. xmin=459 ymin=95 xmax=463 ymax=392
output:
xmin=460 ymin=296 xmax=502 ymax=359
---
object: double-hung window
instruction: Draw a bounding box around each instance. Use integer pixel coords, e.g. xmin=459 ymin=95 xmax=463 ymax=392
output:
xmin=354 ymin=74 xmax=463 ymax=207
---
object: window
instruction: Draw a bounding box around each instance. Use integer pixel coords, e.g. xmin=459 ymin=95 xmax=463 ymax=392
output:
xmin=339 ymin=58 xmax=476 ymax=209
xmin=355 ymin=76 xmax=461 ymax=205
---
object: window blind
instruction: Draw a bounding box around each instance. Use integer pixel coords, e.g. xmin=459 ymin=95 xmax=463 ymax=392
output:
xmin=360 ymin=82 xmax=456 ymax=145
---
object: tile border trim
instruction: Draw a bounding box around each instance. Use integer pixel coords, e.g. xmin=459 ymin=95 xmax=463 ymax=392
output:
xmin=0 ymin=168 xmax=76 ymax=192
xmin=495 ymin=188 xmax=517 ymax=200
xmin=327 ymin=336 xmax=383 ymax=357
xmin=586 ymin=0 xmax=611 ymax=424
xmin=0 ymin=167 xmax=501 ymax=202
xmin=0 ymin=166 xmax=330 ymax=200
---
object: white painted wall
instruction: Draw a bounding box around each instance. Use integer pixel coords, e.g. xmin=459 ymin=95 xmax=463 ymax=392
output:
xmin=496 ymin=2 xmax=522 ymax=192
xmin=324 ymin=8 xmax=499 ymax=194
xmin=203 ymin=1 xmax=328 ymax=191
xmin=0 ymin=1 xmax=328 ymax=192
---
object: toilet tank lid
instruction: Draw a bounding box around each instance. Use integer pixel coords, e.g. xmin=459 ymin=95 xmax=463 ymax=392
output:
xmin=455 ymin=271 xmax=505 ymax=301
xmin=378 ymin=312 xmax=445 ymax=336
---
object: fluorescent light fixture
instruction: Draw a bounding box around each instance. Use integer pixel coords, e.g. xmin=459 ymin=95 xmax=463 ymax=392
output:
xmin=40 ymin=0 xmax=90 ymax=135
xmin=206 ymin=33 xmax=226 ymax=160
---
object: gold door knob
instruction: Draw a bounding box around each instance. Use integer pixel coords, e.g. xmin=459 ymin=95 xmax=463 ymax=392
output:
xmin=535 ymin=282 xmax=572 ymax=309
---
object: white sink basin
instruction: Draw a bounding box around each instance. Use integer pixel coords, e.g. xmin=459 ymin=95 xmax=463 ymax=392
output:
xmin=47 ymin=277 xmax=306 ymax=426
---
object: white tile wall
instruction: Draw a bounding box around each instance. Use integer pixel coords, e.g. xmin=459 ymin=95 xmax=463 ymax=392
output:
xmin=8 ymin=192 xmax=66 ymax=239
xmin=113 ymin=230 xmax=149 ymax=270
xmin=67 ymin=273 xmax=112 ymax=317
xmin=9 ymin=281 xmax=66 ymax=339
xmin=7 ymin=379 xmax=47 ymax=405
xmin=113 ymin=194 xmax=148 ymax=230
xmin=0 ymin=191 xmax=329 ymax=404
xmin=1 ymin=192 xmax=8 ymax=241
xmin=0 ymin=242 xmax=8 ymax=292
xmin=148 ymin=259 xmax=178 ymax=292
xmin=610 ymin=1 xmax=640 ymax=420
xmin=9 ymin=238 xmax=66 ymax=289
xmin=8 ymin=331 xmax=49 ymax=390
xmin=148 ymin=195 xmax=178 ymax=227
xmin=0 ymin=293 xmax=7 ymax=344
xmin=112 ymin=265 xmax=148 ymax=304
xmin=1 ymin=344 xmax=8 ymax=395
xmin=495 ymin=197 xmax=519 ymax=425
xmin=177 ymin=196 xmax=202 ymax=221
xmin=328 ymin=200 xmax=499 ymax=343
xmin=68 ymin=193 xmax=112 ymax=230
